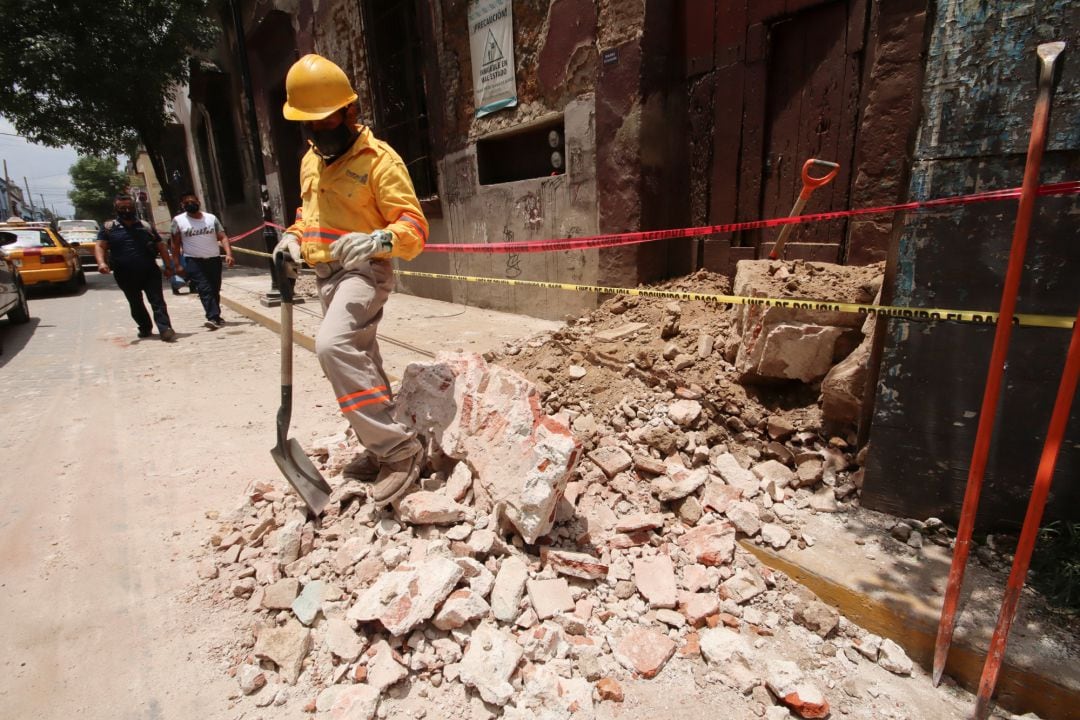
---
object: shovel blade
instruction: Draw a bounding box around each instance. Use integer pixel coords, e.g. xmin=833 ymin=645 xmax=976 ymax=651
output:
xmin=270 ymin=438 xmax=333 ymax=516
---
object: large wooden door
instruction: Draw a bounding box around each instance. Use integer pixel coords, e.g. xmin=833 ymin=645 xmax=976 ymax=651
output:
xmin=758 ymin=0 xmax=860 ymax=258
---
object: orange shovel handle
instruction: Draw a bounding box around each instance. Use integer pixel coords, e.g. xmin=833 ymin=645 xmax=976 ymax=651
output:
xmin=769 ymin=159 xmax=841 ymax=260
xmin=799 ymin=159 xmax=840 ymax=197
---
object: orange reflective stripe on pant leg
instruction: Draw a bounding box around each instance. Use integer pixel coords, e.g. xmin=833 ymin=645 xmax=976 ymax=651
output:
xmin=341 ymin=393 xmax=390 ymax=413
xmin=337 ymin=386 xmax=388 ymax=412
xmin=339 ymin=386 xmax=390 ymax=408
xmin=337 ymin=385 xmax=388 ymax=406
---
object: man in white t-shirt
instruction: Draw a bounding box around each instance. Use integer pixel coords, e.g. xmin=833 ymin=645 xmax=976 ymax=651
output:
xmin=170 ymin=191 xmax=234 ymax=330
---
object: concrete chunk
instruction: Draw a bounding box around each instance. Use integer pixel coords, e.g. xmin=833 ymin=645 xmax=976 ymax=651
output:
xmin=253 ymin=620 xmax=311 ymax=684
xmin=542 ymin=548 xmax=608 ymax=580
xmin=365 ymin=639 xmax=408 ymax=692
xmin=458 ymin=622 xmax=523 ymax=706
xmin=324 ymin=617 xmax=365 ymax=661
xmin=262 ymin=578 xmax=300 ymax=610
xmin=491 ymin=556 xmax=529 ymax=622
xmin=587 ymin=446 xmax=633 ymax=479
xmin=594 ymin=322 xmax=649 ymax=342
xmin=526 ymin=578 xmax=575 ymax=620
xmin=611 ymin=628 xmax=676 ymax=678
xmin=677 ymin=522 xmax=736 ymax=566
xmin=725 ymin=500 xmax=762 ymax=536
xmin=291 ymin=580 xmax=325 ymax=626
xmin=633 ymin=554 xmax=678 ymax=609
xmin=433 ymin=589 xmax=491 ymax=630
xmin=326 ymin=685 xmax=380 ymax=720
xmin=652 ymin=466 xmax=709 ymax=502
xmin=711 ymin=453 xmax=759 ymax=495
xmin=398 ymin=491 xmax=470 ymax=525
xmin=395 ymin=353 xmax=581 ymax=544
xmin=347 ymin=555 xmax=463 ymax=636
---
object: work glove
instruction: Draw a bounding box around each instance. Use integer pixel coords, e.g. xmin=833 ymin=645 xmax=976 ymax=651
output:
xmin=273 ymin=233 xmax=302 ymax=265
xmin=331 ymin=230 xmax=393 ymax=270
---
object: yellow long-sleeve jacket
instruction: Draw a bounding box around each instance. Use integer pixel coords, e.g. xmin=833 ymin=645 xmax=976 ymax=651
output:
xmin=285 ymin=125 xmax=428 ymax=265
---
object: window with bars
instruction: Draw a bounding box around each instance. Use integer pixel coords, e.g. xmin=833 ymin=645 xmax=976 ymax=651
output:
xmin=360 ymin=0 xmax=438 ymax=200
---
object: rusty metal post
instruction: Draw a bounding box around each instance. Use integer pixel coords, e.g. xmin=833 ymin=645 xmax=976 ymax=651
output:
xmin=931 ymin=40 xmax=1066 ymax=687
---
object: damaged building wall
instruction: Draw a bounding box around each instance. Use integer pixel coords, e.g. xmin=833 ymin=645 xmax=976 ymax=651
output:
xmin=180 ymin=1 xmax=694 ymax=313
xmin=404 ymin=0 xmax=603 ymax=317
xmin=862 ymin=1 xmax=1080 ymax=528
xmin=405 ymin=0 xmax=692 ymax=319
xmin=683 ymin=0 xmax=928 ymax=271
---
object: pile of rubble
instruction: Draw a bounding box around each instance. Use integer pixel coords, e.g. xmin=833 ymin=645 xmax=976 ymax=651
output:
xmin=193 ymin=261 xmax=957 ymax=720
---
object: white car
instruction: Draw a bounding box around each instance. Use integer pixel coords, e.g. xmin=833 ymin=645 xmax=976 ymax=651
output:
xmin=0 ymin=231 xmax=30 ymax=324
xmin=58 ymin=219 xmax=102 ymax=269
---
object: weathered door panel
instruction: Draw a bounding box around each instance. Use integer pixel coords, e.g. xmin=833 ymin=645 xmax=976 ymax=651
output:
xmin=760 ymin=0 xmax=859 ymax=249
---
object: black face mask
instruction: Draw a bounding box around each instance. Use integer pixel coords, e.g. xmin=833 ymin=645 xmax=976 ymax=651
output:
xmin=184 ymin=202 xmax=200 ymax=214
xmin=117 ymin=208 xmax=136 ymax=220
xmin=306 ymin=122 xmax=356 ymax=162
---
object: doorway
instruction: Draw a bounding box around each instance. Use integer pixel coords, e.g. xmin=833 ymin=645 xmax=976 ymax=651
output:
xmin=758 ymin=1 xmax=860 ymax=257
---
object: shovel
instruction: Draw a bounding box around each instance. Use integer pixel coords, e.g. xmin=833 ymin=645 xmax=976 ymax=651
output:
xmin=768 ymin=158 xmax=840 ymax=260
xmin=270 ymin=253 xmax=332 ymax=515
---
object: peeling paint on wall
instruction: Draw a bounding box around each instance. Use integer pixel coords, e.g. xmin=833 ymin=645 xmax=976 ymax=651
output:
xmin=865 ymin=0 xmax=1080 ymax=527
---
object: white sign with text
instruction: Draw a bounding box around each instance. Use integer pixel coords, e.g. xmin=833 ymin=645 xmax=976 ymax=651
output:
xmin=468 ymin=0 xmax=518 ymax=117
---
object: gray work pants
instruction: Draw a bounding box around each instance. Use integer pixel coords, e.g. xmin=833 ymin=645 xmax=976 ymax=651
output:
xmin=315 ymin=259 xmax=417 ymax=462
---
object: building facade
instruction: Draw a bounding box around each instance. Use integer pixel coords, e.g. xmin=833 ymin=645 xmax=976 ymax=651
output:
xmin=157 ymin=1 xmax=1078 ymax=526
xmin=174 ymin=0 xmax=929 ymax=319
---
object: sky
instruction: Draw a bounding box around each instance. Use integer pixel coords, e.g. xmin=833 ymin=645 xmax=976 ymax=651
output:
xmin=0 ymin=116 xmax=81 ymax=218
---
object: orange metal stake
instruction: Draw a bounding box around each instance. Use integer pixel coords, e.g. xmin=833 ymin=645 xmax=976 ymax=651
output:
xmin=932 ymin=40 xmax=1066 ymax=687
xmin=971 ymin=308 xmax=1080 ymax=720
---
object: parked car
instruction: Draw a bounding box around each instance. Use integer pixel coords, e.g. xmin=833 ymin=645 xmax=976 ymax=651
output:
xmin=0 ymin=219 xmax=85 ymax=290
xmin=57 ymin=219 xmax=102 ymax=269
xmin=0 ymin=231 xmax=30 ymax=323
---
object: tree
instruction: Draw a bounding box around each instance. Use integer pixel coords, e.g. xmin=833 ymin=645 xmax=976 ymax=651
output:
xmin=0 ymin=0 xmax=217 ymax=213
xmin=68 ymin=156 xmax=129 ymax=221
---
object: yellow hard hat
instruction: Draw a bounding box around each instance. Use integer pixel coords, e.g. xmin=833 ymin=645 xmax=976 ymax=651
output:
xmin=282 ymin=54 xmax=359 ymax=121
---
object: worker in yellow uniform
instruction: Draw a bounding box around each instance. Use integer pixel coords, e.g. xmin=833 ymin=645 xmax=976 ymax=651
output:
xmin=274 ymin=54 xmax=429 ymax=506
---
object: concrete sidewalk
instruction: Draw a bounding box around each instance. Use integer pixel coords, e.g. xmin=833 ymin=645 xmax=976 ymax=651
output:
xmin=216 ymin=266 xmax=562 ymax=380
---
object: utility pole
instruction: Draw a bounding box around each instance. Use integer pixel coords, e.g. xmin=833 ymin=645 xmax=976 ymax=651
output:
xmin=1 ymin=159 xmax=9 ymax=218
xmin=24 ymin=177 xmax=36 ymax=219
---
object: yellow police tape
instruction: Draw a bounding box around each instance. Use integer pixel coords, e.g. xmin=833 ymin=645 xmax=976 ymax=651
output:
xmin=229 ymin=247 xmax=1074 ymax=329
xmin=398 ymin=271 xmax=1074 ymax=329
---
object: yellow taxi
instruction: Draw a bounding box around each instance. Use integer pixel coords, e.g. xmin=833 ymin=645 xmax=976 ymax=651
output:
xmin=0 ymin=218 xmax=85 ymax=290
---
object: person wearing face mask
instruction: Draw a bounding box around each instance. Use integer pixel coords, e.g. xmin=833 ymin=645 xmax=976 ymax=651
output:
xmin=274 ymin=53 xmax=429 ymax=507
xmin=170 ymin=191 xmax=234 ymax=329
xmin=95 ymin=194 xmax=178 ymax=341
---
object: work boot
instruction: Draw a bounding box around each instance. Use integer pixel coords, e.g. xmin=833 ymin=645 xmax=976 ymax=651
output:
xmin=341 ymin=452 xmax=379 ymax=482
xmin=371 ymin=442 xmax=425 ymax=507
xmin=160 ymin=327 xmax=177 ymax=342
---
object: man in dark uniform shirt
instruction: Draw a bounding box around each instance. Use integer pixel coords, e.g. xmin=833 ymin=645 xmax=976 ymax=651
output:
xmin=94 ymin=194 xmax=179 ymax=341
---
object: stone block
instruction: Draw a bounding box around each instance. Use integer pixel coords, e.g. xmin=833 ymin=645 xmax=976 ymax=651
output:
xmin=395 ymin=353 xmax=581 ymax=544
xmin=527 ymin=578 xmax=575 ymax=620
xmin=458 ymin=622 xmax=523 ymax=706
xmin=491 ymin=555 xmax=529 ymax=622
xmin=347 ymin=555 xmax=463 ymax=636
xmin=253 ymin=620 xmax=311 ymax=684
xmin=677 ymin=522 xmax=736 ymax=566
xmin=611 ymin=628 xmax=675 ymax=678
xmin=633 ymin=554 xmax=678 ymax=609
